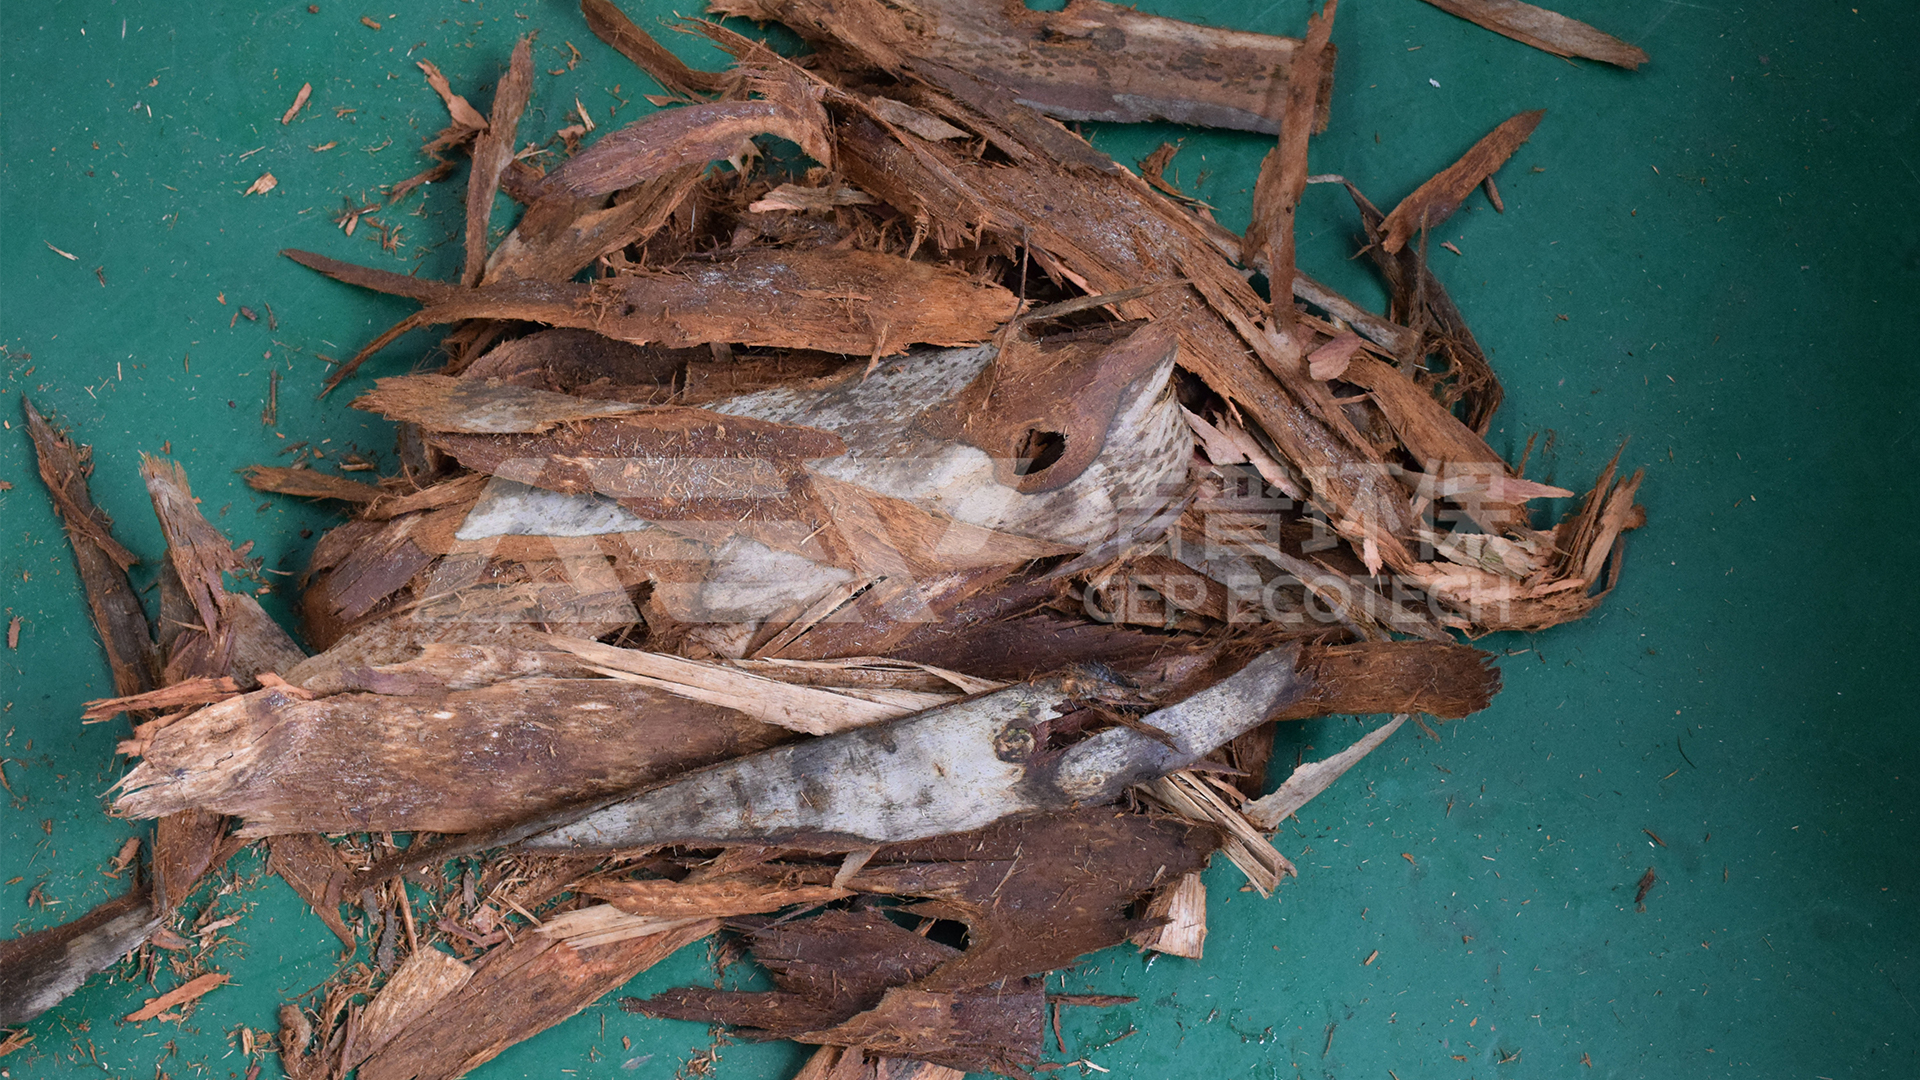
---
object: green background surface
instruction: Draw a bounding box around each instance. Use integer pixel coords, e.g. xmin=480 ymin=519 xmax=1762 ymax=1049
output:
xmin=3 ymin=1 xmax=1916 ymax=1077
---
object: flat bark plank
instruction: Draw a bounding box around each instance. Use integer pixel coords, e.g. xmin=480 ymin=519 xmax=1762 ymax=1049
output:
xmin=114 ymin=678 xmax=795 ymax=836
xmin=0 ymin=887 xmax=159 ymax=1027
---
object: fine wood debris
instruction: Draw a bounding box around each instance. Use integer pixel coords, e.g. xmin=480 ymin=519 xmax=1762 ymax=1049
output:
xmin=5 ymin=0 xmax=1651 ymax=1074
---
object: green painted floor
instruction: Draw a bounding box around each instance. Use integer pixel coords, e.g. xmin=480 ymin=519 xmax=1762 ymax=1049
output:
xmin=3 ymin=1 xmax=1915 ymax=1077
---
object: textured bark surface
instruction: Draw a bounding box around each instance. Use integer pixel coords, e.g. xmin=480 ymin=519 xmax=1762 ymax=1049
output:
xmin=115 ymin=678 xmax=794 ymax=835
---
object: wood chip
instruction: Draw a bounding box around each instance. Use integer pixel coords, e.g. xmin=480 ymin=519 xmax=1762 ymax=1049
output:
xmin=125 ymin=972 xmax=229 ymax=1022
xmin=280 ymin=82 xmax=312 ymax=124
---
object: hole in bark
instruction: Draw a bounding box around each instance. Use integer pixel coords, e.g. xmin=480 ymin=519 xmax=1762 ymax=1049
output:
xmin=1012 ymin=429 xmax=1066 ymax=476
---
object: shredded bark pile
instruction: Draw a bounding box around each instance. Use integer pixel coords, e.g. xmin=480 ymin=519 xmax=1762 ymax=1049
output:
xmin=6 ymin=0 xmax=1650 ymax=1074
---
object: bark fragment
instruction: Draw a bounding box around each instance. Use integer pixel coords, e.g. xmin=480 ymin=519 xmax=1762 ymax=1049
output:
xmin=1419 ymin=0 xmax=1648 ymax=69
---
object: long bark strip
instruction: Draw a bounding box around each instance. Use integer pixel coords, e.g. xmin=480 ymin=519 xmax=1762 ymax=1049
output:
xmin=1243 ymin=0 xmax=1338 ymax=329
xmin=113 ymin=678 xmax=795 ymax=836
xmin=1419 ymin=0 xmax=1648 ymax=69
xmin=294 ymin=247 xmax=1016 ymax=389
xmin=22 ymin=399 xmax=159 ymax=695
xmin=581 ymin=0 xmax=726 ymax=97
xmin=464 ymin=35 xmax=535 ymax=287
xmin=1378 ymin=109 xmax=1544 ymax=255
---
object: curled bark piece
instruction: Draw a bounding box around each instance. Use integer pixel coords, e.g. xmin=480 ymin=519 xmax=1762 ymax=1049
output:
xmin=1419 ymin=0 xmax=1648 ymax=69
xmin=1378 ymin=109 xmax=1544 ymax=255
xmin=539 ymin=64 xmax=828 ymax=198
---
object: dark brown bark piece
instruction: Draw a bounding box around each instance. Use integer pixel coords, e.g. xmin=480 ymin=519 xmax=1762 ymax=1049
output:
xmin=114 ymin=678 xmax=795 ymax=836
xmin=846 ymin=807 xmax=1221 ymax=990
xmin=280 ymin=248 xmax=453 ymax=304
xmin=716 ymin=0 xmax=1333 ymax=136
xmin=936 ymin=319 xmax=1181 ymax=495
xmin=356 ymin=918 xmax=715 ymax=1080
xmin=152 ymin=808 xmax=233 ymax=913
xmin=459 ymin=328 xmax=693 ymax=397
xmin=0 ymin=886 xmax=158 ymax=1027
xmin=628 ymin=908 xmax=958 ymax=1033
xmin=1378 ymin=109 xmax=1544 ymax=255
xmin=790 ymin=981 xmax=1046 ymax=1078
xmin=1273 ymin=641 xmax=1500 ymax=720
xmin=581 ymin=0 xmax=726 ymax=97
xmin=268 ymin=834 xmax=356 ymax=947
xmin=22 ymin=399 xmax=159 ymax=695
xmin=141 ymin=457 xmax=256 ymax=682
xmin=242 ymin=465 xmax=383 ymax=503
xmin=464 ymin=35 xmax=535 ymax=287
xmin=1419 ymin=0 xmax=1648 ymax=69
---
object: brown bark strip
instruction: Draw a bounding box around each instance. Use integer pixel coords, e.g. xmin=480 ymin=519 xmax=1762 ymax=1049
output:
xmin=351 ymin=374 xmax=655 ymax=433
xmin=142 ymin=457 xmax=254 ymax=682
xmin=81 ymin=676 xmax=242 ymax=721
xmin=790 ymin=982 xmax=1046 ymax=1077
xmin=300 ymin=248 xmax=1015 ymax=387
xmin=718 ymin=0 xmax=1333 ymax=136
xmin=581 ymin=868 xmax=850 ymax=918
xmin=22 ymin=399 xmax=159 ymax=696
xmin=425 ymin=408 xmax=843 ymax=520
xmin=464 ymin=35 xmax=535 ymax=287
xmin=1378 ymin=109 xmax=1544 ymax=255
xmin=1419 ymin=0 xmax=1648 ymax=69
xmin=113 ymin=677 xmax=795 ymax=836
xmin=242 ymin=465 xmax=383 ymax=504
xmin=581 ymin=0 xmax=725 ymax=97
xmin=355 ymin=917 xmax=715 ymax=1080
xmin=1243 ymin=0 xmax=1338 ymax=328
xmin=280 ymin=249 xmax=454 ymax=304
xmin=1272 ymin=641 xmax=1500 ymax=720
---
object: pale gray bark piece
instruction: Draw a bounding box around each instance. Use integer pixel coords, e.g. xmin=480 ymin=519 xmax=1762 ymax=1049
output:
xmin=523 ymin=645 xmax=1304 ymax=853
xmin=1243 ymin=715 xmax=1408 ymax=830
